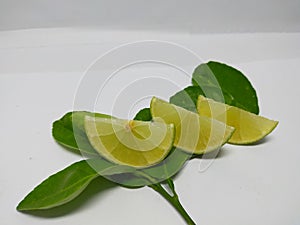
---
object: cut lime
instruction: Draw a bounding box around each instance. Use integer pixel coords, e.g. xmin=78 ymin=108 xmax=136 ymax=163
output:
xmin=197 ymin=95 xmax=278 ymax=144
xmin=150 ymin=97 xmax=235 ymax=154
xmin=84 ymin=116 xmax=175 ymax=168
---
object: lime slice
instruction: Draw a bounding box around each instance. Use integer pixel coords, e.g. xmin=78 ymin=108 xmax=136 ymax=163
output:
xmin=197 ymin=95 xmax=278 ymax=144
xmin=84 ymin=116 xmax=175 ymax=168
xmin=150 ymin=97 xmax=235 ymax=154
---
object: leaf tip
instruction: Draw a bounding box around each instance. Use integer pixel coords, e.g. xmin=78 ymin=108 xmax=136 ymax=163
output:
xmin=16 ymin=201 xmax=26 ymax=211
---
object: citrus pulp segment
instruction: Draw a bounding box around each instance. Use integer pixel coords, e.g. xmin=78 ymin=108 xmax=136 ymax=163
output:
xmin=150 ymin=97 xmax=235 ymax=154
xmin=197 ymin=95 xmax=278 ymax=144
xmin=84 ymin=116 xmax=175 ymax=168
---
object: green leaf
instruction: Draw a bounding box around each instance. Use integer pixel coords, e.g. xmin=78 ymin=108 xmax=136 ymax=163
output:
xmin=51 ymin=112 xmax=147 ymax=187
xmin=18 ymin=104 xmax=192 ymax=210
xmin=106 ymin=149 xmax=189 ymax=187
xmin=169 ymin=86 xmax=204 ymax=112
xmin=51 ymin=111 xmax=190 ymax=188
xmin=17 ymin=159 xmax=116 ymax=211
xmin=133 ymin=108 xmax=152 ymax=121
xmin=133 ymin=110 xmax=190 ymax=183
xmin=90 ymin=147 xmax=189 ymax=187
xmin=16 ymin=157 xmax=158 ymax=211
xmin=52 ymin=111 xmax=110 ymax=156
xmin=192 ymin=61 xmax=259 ymax=114
xmin=112 ymin=148 xmax=189 ymax=187
xmin=140 ymin=147 xmax=189 ymax=181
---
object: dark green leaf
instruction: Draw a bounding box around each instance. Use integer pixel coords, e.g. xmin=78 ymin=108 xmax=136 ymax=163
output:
xmin=91 ymin=147 xmax=190 ymax=187
xmin=133 ymin=110 xmax=190 ymax=183
xmin=52 ymin=111 xmax=190 ymax=188
xmin=52 ymin=112 xmax=150 ymax=187
xmin=106 ymin=148 xmax=190 ymax=187
xmin=169 ymin=86 xmax=204 ymax=112
xmin=140 ymin=147 xmax=189 ymax=181
xmin=192 ymin=61 xmax=259 ymax=114
xmin=52 ymin=111 xmax=110 ymax=156
xmin=133 ymin=108 xmax=152 ymax=121
xmin=17 ymin=159 xmax=115 ymax=211
xmin=16 ymin=157 xmax=160 ymax=211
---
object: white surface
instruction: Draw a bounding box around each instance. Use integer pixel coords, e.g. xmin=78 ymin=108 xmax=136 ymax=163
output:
xmin=1 ymin=29 xmax=300 ymax=225
xmin=1 ymin=0 xmax=300 ymax=32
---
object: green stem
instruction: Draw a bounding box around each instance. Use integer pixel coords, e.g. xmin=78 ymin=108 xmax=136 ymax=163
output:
xmin=149 ymin=180 xmax=196 ymax=225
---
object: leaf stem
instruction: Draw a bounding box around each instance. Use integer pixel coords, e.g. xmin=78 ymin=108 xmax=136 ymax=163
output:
xmin=149 ymin=180 xmax=196 ymax=225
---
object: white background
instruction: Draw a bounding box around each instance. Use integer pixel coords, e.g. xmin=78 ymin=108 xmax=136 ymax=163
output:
xmin=1 ymin=1 xmax=300 ymax=225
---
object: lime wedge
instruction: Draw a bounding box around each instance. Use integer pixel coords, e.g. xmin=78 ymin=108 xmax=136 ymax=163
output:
xmin=84 ymin=116 xmax=175 ymax=168
xmin=150 ymin=97 xmax=235 ymax=154
xmin=197 ymin=95 xmax=278 ymax=144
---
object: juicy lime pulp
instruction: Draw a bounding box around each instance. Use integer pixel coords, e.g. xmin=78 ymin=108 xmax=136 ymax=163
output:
xmin=197 ymin=95 xmax=278 ymax=144
xmin=84 ymin=116 xmax=175 ymax=168
xmin=150 ymin=97 xmax=235 ymax=154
